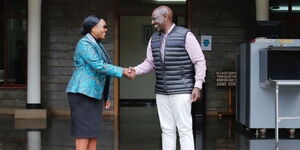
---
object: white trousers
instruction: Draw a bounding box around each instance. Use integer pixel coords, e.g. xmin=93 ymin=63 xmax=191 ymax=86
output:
xmin=156 ymin=94 xmax=194 ymax=150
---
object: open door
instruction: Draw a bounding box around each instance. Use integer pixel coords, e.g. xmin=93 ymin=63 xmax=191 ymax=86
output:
xmin=119 ymin=0 xmax=188 ymax=105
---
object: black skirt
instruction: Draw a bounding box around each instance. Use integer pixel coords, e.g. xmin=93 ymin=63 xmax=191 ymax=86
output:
xmin=68 ymin=93 xmax=103 ymax=138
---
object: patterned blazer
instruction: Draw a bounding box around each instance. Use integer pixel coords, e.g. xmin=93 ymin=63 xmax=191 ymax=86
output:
xmin=66 ymin=33 xmax=123 ymax=100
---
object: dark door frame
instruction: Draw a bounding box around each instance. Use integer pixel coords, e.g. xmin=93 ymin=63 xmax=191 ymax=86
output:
xmin=113 ymin=0 xmax=192 ymax=116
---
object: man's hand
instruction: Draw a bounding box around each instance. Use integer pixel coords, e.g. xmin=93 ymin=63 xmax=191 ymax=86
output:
xmin=191 ymin=87 xmax=201 ymax=102
xmin=128 ymin=67 xmax=136 ymax=76
xmin=123 ymin=67 xmax=136 ymax=80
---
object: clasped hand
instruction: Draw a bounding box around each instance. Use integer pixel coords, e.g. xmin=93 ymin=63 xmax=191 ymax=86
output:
xmin=123 ymin=67 xmax=136 ymax=80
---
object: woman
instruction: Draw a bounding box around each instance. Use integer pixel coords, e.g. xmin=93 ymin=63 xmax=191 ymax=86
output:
xmin=66 ymin=15 xmax=132 ymax=150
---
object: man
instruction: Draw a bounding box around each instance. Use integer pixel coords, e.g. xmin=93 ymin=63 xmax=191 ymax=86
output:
xmin=130 ymin=5 xmax=206 ymax=150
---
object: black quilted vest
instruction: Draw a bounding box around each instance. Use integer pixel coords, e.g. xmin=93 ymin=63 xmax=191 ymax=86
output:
xmin=151 ymin=26 xmax=195 ymax=95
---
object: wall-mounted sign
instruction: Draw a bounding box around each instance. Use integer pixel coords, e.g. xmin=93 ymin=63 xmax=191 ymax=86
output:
xmin=201 ymin=35 xmax=212 ymax=51
xmin=216 ymin=71 xmax=236 ymax=87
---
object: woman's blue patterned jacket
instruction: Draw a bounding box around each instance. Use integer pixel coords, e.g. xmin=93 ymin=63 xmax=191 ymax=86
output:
xmin=66 ymin=33 xmax=123 ymax=100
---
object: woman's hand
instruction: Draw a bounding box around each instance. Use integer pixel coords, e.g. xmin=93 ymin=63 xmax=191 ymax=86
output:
xmin=104 ymin=100 xmax=111 ymax=109
xmin=123 ymin=67 xmax=136 ymax=80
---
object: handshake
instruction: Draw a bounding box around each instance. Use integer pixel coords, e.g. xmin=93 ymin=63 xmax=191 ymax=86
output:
xmin=123 ymin=67 xmax=136 ymax=80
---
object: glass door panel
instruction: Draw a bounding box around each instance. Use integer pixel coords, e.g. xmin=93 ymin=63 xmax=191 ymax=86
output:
xmin=0 ymin=20 xmax=4 ymax=83
xmin=7 ymin=18 xmax=27 ymax=84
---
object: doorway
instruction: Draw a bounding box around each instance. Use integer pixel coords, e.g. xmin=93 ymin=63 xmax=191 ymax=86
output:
xmin=119 ymin=0 xmax=188 ymax=104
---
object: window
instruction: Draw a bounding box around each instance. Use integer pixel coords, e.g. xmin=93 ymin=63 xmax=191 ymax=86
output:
xmin=0 ymin=0 xmax=27 ymax=87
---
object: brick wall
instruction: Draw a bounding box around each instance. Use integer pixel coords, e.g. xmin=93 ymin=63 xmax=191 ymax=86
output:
xmin=191 ymin=0 xmax=255 ymax=113
xmin=0 ymin=0 xmax=256 ymax=115
xmin=0 ymin=90 xmax=26 ymax=108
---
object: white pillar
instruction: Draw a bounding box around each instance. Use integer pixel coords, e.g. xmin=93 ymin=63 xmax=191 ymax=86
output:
xmin=27 ymin=0 xmax=41 ymax=107
xmin=27 ymin=131 xmax=41 ymax=150
xmin=256 ymin=0 xmax=269 ymax=21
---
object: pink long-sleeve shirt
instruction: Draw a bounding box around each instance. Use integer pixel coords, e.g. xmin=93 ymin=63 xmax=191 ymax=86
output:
xmin=134 ymin=24 xmax=206 ymax=89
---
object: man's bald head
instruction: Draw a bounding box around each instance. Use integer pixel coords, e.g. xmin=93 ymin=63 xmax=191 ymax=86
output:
xmin=151 ymin=5 xmax=173 ymax=33
xmin=153 ymin=5 xmax=173 ymax=22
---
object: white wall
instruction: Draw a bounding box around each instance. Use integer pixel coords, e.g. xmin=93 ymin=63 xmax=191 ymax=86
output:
xmin=120 ymin=16 xmax=155 ymax=99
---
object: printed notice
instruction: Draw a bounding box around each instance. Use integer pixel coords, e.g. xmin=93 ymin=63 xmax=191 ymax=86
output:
xmin=201 ymin=35 xmax=212 ymax=51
